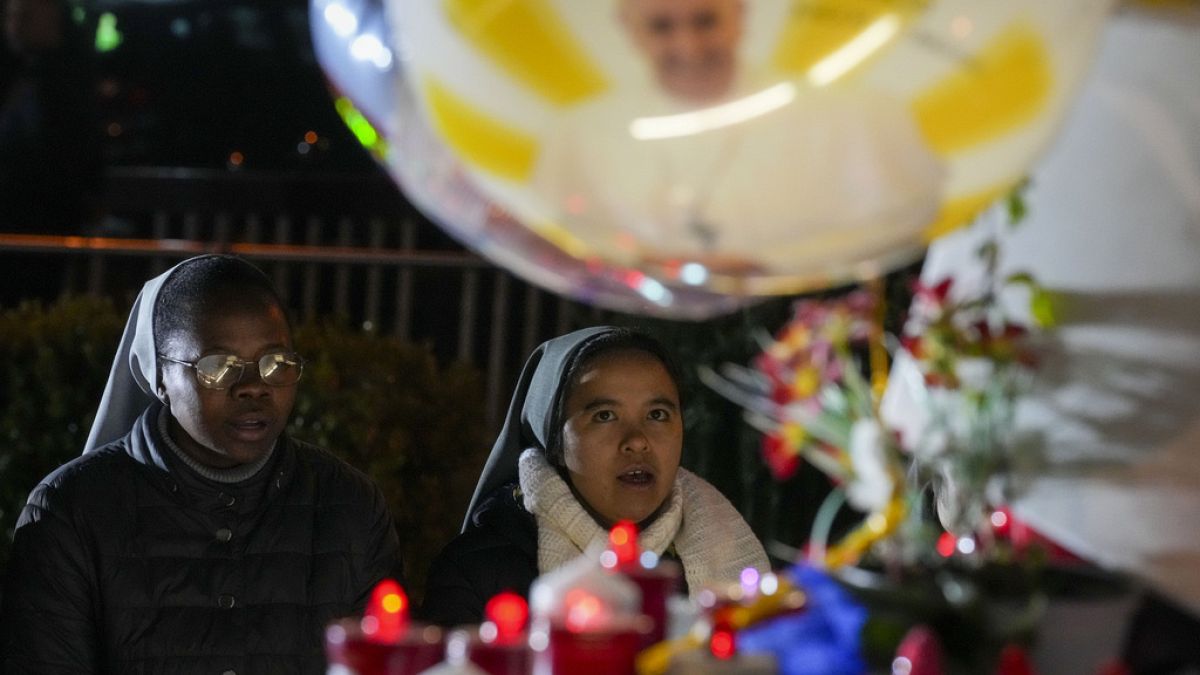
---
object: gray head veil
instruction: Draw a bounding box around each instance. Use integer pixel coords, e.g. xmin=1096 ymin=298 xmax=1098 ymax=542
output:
xmin=83 ymin=255 xmax=221 ymax=454
xmin=463 ymin=326 xmax=617 ymax=531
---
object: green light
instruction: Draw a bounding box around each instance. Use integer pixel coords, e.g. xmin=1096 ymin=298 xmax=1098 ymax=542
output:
xmin=334 ymin=96 xmax=386 ymax=155
xmin=95 ymin=12 xmax=123 ymax=53
xmin=71 ymin=6 xmax=86 ymax=25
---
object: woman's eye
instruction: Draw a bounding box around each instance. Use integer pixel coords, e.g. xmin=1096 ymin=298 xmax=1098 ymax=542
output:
xmin=648 ymin=408 xmax=671 ymax=421
xmin=592 ymin=410 xmax=616 ymax=422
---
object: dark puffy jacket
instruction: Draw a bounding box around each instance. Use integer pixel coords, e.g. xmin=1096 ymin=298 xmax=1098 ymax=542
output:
xmin=0 ymin=406 xmax=403 ymax=674
xmin=421 ymin=484 xmax=537 ymax=627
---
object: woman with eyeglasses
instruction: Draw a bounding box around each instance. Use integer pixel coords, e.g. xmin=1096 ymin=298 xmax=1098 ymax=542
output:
xmin=0 ymin=255 xmax=403 ymax=673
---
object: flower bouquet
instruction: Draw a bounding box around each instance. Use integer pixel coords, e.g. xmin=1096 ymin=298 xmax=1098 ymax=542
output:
xmin=702 ymin=193 xmax=1133 ymax=671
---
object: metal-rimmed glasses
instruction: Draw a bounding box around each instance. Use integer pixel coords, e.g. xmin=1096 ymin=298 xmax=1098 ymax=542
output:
xmin=158 ymin=351 xmax=305 ymax=390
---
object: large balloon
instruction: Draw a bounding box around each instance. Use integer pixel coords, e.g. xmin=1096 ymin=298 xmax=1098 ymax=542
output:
xmin=317 ymin=0 xmax=1116 ymax=316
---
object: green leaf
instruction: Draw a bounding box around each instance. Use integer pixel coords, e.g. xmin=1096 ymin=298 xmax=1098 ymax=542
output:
xmin=1006 ymin=179 xmax=1031 ymax=227
xmin=1005 ymin=271 xmax=1037 ymax=287
xmin=1030 ymin=288 xmax=1058 ymax=327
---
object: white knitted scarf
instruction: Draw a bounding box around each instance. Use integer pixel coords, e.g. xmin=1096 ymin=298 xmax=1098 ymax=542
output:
xmin=517 ymin=448 xmax=769 ymax=595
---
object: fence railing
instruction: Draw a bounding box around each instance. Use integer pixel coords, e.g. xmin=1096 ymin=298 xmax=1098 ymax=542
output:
xmin=0 ymin=167 xmax=606 ymax=429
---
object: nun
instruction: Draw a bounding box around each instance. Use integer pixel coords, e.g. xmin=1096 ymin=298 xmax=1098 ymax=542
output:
xmin=421 ymin=326 xmax=768 ymax=626
xmin=0 ymin=255 xmax=403 ymax=673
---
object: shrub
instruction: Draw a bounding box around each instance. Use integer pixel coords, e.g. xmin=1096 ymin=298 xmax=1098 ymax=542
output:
xmin=0 ymin=297 xmax=124 ymax=571
xmin=288 ymin=322 xmax=489 ymax=602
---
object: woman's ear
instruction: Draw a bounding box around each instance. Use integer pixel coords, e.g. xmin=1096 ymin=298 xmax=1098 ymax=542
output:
xmin=156 ymin=371 xmax=169 ymax=405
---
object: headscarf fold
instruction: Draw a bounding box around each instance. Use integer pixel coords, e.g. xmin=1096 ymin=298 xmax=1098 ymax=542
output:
xmin=83 ymin=255 xmax=222 ymax=454
xmin=463 ymin=326 xmax=615 ymax=530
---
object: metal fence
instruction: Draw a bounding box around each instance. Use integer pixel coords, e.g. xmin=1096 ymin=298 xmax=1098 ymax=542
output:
xmin=0 ymin=167 xmax=607 ymax=429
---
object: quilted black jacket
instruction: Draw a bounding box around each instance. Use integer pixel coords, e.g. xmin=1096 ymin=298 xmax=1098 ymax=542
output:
xmin=0 ymin=406 xmax=403 ymax=674
xmin=420 ymin=484 xmax=537 ymax=627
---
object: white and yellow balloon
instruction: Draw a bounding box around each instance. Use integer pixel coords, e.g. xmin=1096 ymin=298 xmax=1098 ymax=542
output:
xmin=361 ymin=0 xmax=1116 ymax=313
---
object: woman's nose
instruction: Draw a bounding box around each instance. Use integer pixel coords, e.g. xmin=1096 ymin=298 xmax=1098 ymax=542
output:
xmin=232 ymin=366 xmax=271 ymax=397
xmin=620 ymin=424 xmax=650 ymax=453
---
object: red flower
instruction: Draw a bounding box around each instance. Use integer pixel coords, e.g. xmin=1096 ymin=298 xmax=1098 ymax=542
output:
xmin=762 ymin=434 xmax=801 ymax=481
xmin=913 ymin=278 xmax=954 ymax=304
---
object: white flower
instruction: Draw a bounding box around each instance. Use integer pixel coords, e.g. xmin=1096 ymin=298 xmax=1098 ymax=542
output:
xmin=954 ymin=356 xmax=995 ymax=391
xmin=882 ymin=354 xmax=947 ymax=459
xmin=846 ymin=419 xmax=894 ymax=513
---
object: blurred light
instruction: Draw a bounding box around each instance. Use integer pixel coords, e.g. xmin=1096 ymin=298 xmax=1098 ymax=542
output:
xmin=991 ymin=510 xmax=1009 ymax=529
xmin=297 ymin=142 xmax=311 ymax=155
xmin=382 ymin=592 xmax=404 ymax=614
xmin=106 ymin=122 xmax=122 ymax=138
xmin=359 ymin=615 xmax=379 ymax=634
xmin=868 ymin=513 xmax=889 ymax=533
xmin=631 ymin=83 xmax=795 ymax=140
xmin=71 ymin=6 xmax=85 ymax=24
xmin=637 ymin=277 xmax=673 ymax=306
xmin=892 ymin=656 xmax=913 ymax=675
xmin=639 ymin=551 xmax=659 ymax=569
xmin=324 ymin=2 xmax=358 ymax=38
xmin=365 ymin=580 xmax=409 ymax=641
xmin=936 ymin=532 xmax=956 ymax=557
xmin=609 ymin=521 xmax=639 ymax=567
xmin=680 ymin=262 xmax=708 ymax=285
xmin=599 ymin=550 xmax=617 ymax=569
xmin=956 ymin=536 xmax=976 ymax=555
xmin=170 ymin=17 xmax=191 ymax=39
xmin=304 ymin=130 xmax=319 ymax=144
xmin=564 ymin=590 xmax=609 ymax=633
xmin=228 ymin=151 xmax=245 ymax=167
xmin=528 ymin=629 xmax=549 ymax=651
xmin=351 ymin=34 xmax=394 ymax=70
xmin=485 ymin=591 xmax=528 ymax=643
xmin=95 ymin=13 xmax=123 ymax=53
xmin=740 ymin=567 xmax=760 ymax=592
xmin=759 ymin=573 xmax=779 ymax=596
xmin=709 ymin=623 xmax=736 ymax=660
xmin=807 ymin=14 xmax=900 ymax=87
xmin=335 ymin=97 xmax=384 ymax=153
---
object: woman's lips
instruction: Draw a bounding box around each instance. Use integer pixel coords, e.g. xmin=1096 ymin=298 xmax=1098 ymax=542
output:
xmin=616 ymin=466 xmax=656 ymax=488
xmin=227 ymin=416 xmax=271 ymax=441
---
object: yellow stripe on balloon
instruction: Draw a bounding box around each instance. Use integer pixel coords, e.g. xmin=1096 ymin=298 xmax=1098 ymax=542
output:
xmin=422 ymin=76 xmax=539 ymax=181
xmin=531 ymin=219 xmax=591 ymax=259
xmin=442 ymin=0 xmax=608 ymax=106
xmin=913 ymin=21 xmax=1053 ymax=155
xmin=922 ymin=183 xmax=1015 ymax=241
xmin=770 ymin=0 xmax=920 ymax=84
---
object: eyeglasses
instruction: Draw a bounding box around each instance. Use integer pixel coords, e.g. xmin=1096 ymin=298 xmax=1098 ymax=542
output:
xmin=159 ymin=352 xmax=305 ymax=390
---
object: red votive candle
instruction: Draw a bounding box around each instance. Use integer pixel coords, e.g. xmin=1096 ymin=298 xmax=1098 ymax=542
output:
xmin=464 ymin=591 xmax=532 ymax=675
xmin=603 ymin=520 xmax=682 ymax=646
xmin=531 ymin=616 xmax=651 ymax=675
xmin=324 ymin=580 xmax=445 ymax=675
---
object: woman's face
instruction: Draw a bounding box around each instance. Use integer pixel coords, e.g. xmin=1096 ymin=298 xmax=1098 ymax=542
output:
xmin=561 ymin=349 xmax=683 ymax=526
xmin=159 ymin=304 xmax=296 ymax=468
